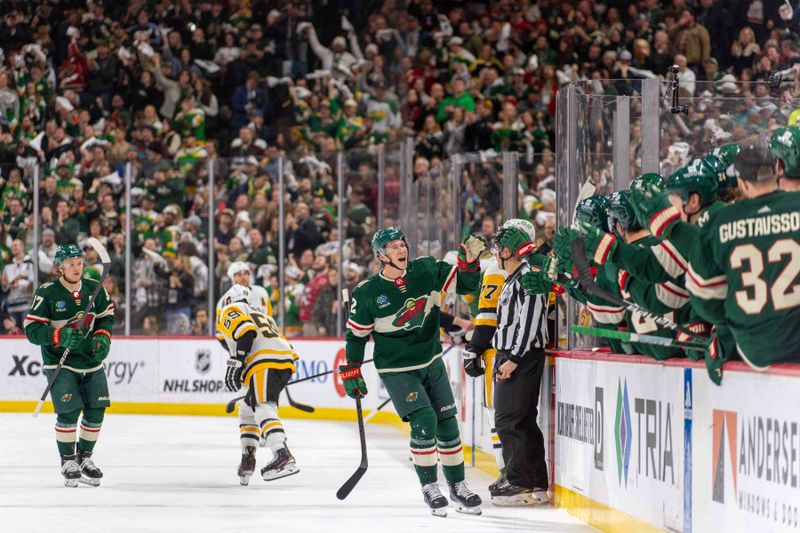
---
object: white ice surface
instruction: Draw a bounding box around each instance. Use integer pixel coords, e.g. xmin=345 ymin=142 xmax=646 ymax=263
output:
xmin=0 ymin=414 xmax=595 ymax=533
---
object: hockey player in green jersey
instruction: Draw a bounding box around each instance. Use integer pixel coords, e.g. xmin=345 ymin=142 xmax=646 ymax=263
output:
xmin=559 ymin=188 xmax=692 ymax=359
xmin=24 ymin=244 xmax=115 ymax=487
xmin=770 ymin=126 xmax=800 ymax=192
xmin=341 ymin=228 xmax=485 ymax=516
xmin=687 ymin=139 xmax=800 ymax=368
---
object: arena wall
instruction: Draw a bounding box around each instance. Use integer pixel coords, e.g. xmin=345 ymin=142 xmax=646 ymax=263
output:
xmin=3 ymin=339 xmax=796 ymax=532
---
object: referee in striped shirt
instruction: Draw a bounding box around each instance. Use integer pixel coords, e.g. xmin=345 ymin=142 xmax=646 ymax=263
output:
xmin=488 ymin=221 xmax=549 ymax=505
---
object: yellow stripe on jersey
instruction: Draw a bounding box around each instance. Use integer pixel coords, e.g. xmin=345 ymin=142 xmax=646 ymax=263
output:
xmin=243 ymin=361 xmax=296 ymax=384
xmin=244 ymin=348 xmax=298 ymax=366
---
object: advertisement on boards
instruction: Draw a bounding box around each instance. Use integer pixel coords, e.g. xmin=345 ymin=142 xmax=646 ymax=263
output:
xmin=555 ymin=357 xmax=684 ymax=530
xmin=692 ymin=369 xmax=800 ymax=532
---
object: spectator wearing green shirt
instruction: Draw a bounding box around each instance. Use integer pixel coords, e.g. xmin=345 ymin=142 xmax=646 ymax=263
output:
xmin=436 ymin=77 xmax=475 ymax=123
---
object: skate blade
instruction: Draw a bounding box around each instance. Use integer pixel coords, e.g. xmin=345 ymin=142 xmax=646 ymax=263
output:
xmin=79 ymin=475 xmax=101 ymax=487
xmin=455 ymin=505 xmax=482 ymax=515
xmin=64 ymin=478 xmax=80 ymax=487
xmin=430 ymin=507 xmax=447 ymax=517
xmin=261 ymin=465 xmax=299 ymax=481
xmin=491 ymin=492 xmax=548 ymax=507
xmin=239 ymin=476 xmax=251 ymax=486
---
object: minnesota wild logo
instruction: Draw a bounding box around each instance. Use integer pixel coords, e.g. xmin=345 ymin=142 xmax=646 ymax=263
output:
xmin=392 ymin=296 xmax=428 ymax=330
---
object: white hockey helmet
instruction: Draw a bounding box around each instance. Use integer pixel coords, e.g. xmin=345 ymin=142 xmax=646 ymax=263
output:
xmin=227 ymin=261 xmax=251 ymax=280
xmin=502 ymin=218 xmax=536 ymax=243
xmin=224 ymin=284 xmax=251 ymax=307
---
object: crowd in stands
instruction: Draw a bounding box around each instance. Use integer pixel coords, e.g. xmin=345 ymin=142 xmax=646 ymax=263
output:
xmin=0 ymin=0 xmax=797 ymax=335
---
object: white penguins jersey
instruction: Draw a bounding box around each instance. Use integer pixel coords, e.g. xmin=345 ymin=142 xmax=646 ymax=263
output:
xmin=216 ymin=284 xmax=272 ymax=343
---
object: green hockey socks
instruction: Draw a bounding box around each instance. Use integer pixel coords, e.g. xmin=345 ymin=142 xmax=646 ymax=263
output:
xmin=408 ymin=408 xmax=465 ymax=485
xmin=78 ymin=408 xmax=105 ymax=454
xmin=55 ymin=410 xmax=80 ymax=456
xmin=436 ymin=415 xmax=465 ymax=483
xmin=56 ymin=408 xmax=104 ymax=456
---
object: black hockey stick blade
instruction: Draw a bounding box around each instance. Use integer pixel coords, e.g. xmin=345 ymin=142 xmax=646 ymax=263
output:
xmin=285 ymin=387 xmax=315 ymax=413
xmin=225 ymin=394 xmax=245 ymax=414
xmin=570 ymin=237 xmax=708 ymax=342
xmin=336 ymin=397 xmax=368 ymax=500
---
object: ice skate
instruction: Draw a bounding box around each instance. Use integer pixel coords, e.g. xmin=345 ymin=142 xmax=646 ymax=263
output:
xmin=77 ymin=451 xmax=103 ymax=486
xmin=488 ymin=468 xmax=506 ymax=493
xmin=490 ymin=479 xmax=549 ymax=506
xmin=422 ymin=482 xmax=448 ymax=517
xmin=260 ymin=445 xmax=299 ymax=481
xmin=60 ymin=455 xmax=81 ymax=488
xmin=448 ymin=480 xmax=482 ymax=515
xmin=238 ymin=446 xmax=256 ymax=485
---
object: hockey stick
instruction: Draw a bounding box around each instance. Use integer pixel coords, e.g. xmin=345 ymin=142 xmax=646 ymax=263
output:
xmin=571 ymin=325 xmax=708 ymax=351
xmin=362 ymin=397 xmax=392 ymax=424
xmin=570 ymin=238 xmax=710 ymax=342
xmin=337 ymin=288 xmax=368 ymax=500
xmin=224 ymin=357 xmax=376 ymax=413
xmin=33 ymin=238 xmax=112 ymax=417
xmin=284 ymin=387 xmax=314 ymax=413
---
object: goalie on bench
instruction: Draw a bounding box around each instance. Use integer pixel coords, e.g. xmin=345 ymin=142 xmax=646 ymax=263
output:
xmin=217 ymin=284 xmax=299 ymax=484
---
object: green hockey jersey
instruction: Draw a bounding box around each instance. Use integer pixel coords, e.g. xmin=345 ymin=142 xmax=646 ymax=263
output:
xmin=588 ymin=236 xmax=691 ymax=359
xmin=610 ymin=200 xmax=727 ymax=284
xmin=24 ymin=278 xmax=115 ymax=370
xmin=687 ymin=191 xmax=800 ymax=368
xmin=345 ymin=256 xmax=480 ymax=373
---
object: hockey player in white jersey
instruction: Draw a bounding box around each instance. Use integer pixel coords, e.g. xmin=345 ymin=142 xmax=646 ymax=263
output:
xmin=217 ymin=285 xmax=299 ymax=485
xmin=216 ymin=262 xmax=273 ymax=348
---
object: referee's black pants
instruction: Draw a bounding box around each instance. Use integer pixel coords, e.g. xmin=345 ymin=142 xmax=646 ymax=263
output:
xmin=494 ymin=348 xmax=548 ymax=490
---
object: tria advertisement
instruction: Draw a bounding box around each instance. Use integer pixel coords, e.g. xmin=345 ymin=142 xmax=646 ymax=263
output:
xmin=555 ymin=357 xmax=684 ymax=531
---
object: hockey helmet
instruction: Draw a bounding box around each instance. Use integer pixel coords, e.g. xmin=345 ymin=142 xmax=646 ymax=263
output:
xmin=54 ymin=243 xmax=84 ymax=266
xmin=700 ymin=154 xmax=734 ymax=194
xmin=575 ymin=195 xmax=611 ymax=232
xmin=607 ymin=190 xmax=642 ymax=234
xmin=224 ymin=284 xmax=251 ymax=307
xmin=769 ymin=126 xmax=800 ymax=179
xmin=664 ymin=158 xmax=718 ymax=208
xmin=501 ymin=218 xmax=537 ymax=243
xmin=371 ymin=227 xmax=408 ymax=256
xmin=631 ymin=172 xmax=665 ymax=192
xmin=227 ymin=261 xmax=251 ymax=280
xmin=711 ymin=143 xmax=740 ymax=168
xmin=492 ymin=221 xmax=536 ymax=258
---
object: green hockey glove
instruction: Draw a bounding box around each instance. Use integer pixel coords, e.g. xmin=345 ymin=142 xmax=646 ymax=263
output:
xmin=552 ymin=226 xmax=576 ymax=263
xmin=521 ymin=269 xmax=551 ymax=295
xmin=676 ymin=322 xmax=709 ymax=362
xmin=91 ymin=330 xmax=111 ymax=361
xmin=458 ymin=234 xmax=487 ymax=271
xmin=579 ymin=222 xmax=617 ymax=265
xmin=631 ymin=183 xmax=681 ymax=238
xmin=339 ymin=362 xmax=368 ymax=399
xmin=53 ymin=327 xmax=83 ymax=350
